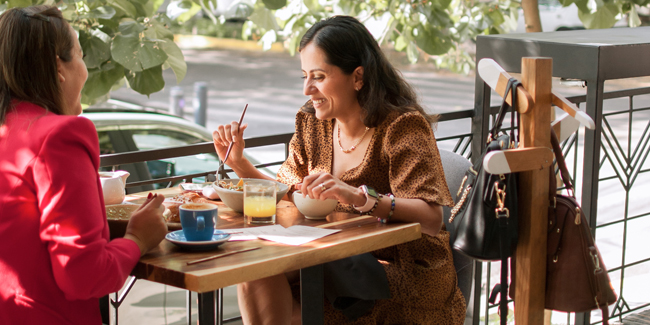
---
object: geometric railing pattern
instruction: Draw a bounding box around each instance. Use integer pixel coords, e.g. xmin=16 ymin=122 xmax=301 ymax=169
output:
xmin=99 ymin=87 xmax=650 ymax=325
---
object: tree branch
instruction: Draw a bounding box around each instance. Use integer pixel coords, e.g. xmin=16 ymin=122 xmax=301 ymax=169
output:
xmin=521 ymin=0 xmax=542 ymax=32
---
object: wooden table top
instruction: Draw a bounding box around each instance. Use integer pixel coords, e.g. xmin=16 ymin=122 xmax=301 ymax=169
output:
xmin=120 ymin=186 xmax=422 ymax=293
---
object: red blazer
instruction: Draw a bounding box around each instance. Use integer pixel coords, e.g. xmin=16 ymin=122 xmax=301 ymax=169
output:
xmin=0 ymin=102 xmax=140 ymax=324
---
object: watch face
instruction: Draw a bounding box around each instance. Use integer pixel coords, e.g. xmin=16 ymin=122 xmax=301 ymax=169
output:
xmin=365 ymin=186 xmax=379 ymax=199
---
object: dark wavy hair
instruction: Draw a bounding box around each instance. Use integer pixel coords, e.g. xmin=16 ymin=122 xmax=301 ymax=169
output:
xmin=0 ymin=5 xmax=74 ymax=124
xmin=298 ymin=15 xmax=436 ymax=128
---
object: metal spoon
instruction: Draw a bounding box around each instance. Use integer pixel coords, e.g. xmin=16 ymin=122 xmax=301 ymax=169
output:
xmin=216 ymin=104 xmax=248 ymax=182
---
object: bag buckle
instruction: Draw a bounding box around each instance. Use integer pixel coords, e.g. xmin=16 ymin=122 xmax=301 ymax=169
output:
xmin=590 ymin=251 xmax=602 ymax=273
xmin=495 ymin=182 xmax=507 ymax=209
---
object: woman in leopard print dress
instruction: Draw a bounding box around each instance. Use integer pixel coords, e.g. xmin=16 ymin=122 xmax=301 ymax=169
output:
xmin=212 ymin=16 xmax=465 ymax=325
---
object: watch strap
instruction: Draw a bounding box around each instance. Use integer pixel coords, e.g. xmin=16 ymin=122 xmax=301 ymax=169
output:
xmin=354 ymin=185 xmax=378 ymax=212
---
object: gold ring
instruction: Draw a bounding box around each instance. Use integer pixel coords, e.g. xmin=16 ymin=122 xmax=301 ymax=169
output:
xmin=320 ymin=183 xmax=327 ymax=192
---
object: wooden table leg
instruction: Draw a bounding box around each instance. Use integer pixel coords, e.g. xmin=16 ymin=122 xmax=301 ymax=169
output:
xmin=197 ymin=291 xmax=217 ymax=325
xmin=301 ymin=264 xmax=324 ymax=325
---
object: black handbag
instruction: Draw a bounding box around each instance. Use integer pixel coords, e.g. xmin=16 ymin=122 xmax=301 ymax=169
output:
xmin=448 ymin=78 xmax=519 ymax=260
xmin=448 ymin=78 xmax=521 ymax=324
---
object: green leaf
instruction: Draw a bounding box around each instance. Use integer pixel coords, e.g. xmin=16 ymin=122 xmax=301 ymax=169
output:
xmin=108 ymin=0 xmax=138 ymax=17
xmin=303 ymin=0 xmax=322 ymax=12
xmin=151 ymin=0 xmax=166 ymax=12
xmin=160 ymin=39 xmax=186 ymax=83
xmin=177 ymin=1 xmax=202 ymax=23
xmin=111 ymin=34 xmax=168 ymax=71
xmin=79 ymin=29 xmax=111 ymax=69
xmin=262 ymin=0 xmax=286 ymax=10
xmin=138 ymin=40 xmax=168 ymax=69
xmin=578 ymin=3 xmax=618 ymax=29
xmin=486 ymin=8 xmax=505 ymax=26
xmin=125 ymin=65 xmax=165 ymax=96
xmin=145 ymin=17 xmax=174 ymax=40
xmin=111 ymin=34 xmax=142 ymax=71
xmin=118 ymin=20 xmax=145 ymax=35
xmin=194 ymin=0 xmax=218 ymax=24
xmin=249 ymin=6 xmax=280 ymax=31
xmin=414 ymin=24 xmax=453 ymax=55
xmin=436 ymin=0 xmax=452 ymax=10
xmin=81 ymin=5 xmax=116 ymax=19
xmin=130 ymin=1 xmax=149 ymax=17
xmin=142 ymin=0 xmax=156 ymax=16
xmin=573 ymin=0 xmax=589 ymax=13
xmin=98 ymin=18 xmax=120 ymax=32
xmin=81 ymin=62 xmax=125 ymax=104
xmin=406 ymin=41 xmax=419 ymax=64
xmin=394 ymin=34 xmax=407 ymax=51
xmin=178 ymin=0 xmax=193 ymax=9
xmin=7 ymin=0 xmax=32 ymax=9
xmin=91 ymin=27 xmax=112 ymax=43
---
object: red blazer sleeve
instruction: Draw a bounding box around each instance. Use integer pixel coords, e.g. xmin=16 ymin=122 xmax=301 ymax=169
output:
xmin=33 ymin=116 xmax=140 ymax=300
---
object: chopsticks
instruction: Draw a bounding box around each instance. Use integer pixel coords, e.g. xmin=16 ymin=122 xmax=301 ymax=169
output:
xmin=186 ymin=246 xmax=261 ymax=265
xmin=223 ymin=103 xmax=248 ymax=163
xmin=218 ymin=103 xmax=248 ymax=180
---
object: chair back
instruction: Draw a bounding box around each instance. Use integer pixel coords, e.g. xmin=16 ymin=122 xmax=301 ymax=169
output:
xmin=439 ymin=149 xmax=473 ymax=307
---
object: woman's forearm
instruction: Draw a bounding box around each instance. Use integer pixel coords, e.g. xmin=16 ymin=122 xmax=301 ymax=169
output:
xmin=371 ymin=196 xmax=443 ymax=237
xmin=228 ymin=156 xmax=274 ymax=181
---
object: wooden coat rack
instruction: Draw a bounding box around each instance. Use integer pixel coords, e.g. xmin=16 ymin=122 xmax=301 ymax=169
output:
xmin=477 ymin=57 xmax=595 ymax=324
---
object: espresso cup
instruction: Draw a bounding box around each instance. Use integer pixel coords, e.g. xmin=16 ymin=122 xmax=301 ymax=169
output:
xmin=179 ymin=203 xmax=217 ymax=241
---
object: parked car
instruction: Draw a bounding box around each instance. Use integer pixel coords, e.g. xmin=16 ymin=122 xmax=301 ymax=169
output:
xmin=83 ymin=103 xmax=271 ymax=192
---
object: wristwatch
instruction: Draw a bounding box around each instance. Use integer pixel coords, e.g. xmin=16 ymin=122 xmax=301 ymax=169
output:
xmin=354 ymin=185 xmax=379 ymax=213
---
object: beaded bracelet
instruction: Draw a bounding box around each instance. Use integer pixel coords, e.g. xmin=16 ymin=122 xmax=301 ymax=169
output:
xmin=378 ymin=193 xmax=395 ymax=224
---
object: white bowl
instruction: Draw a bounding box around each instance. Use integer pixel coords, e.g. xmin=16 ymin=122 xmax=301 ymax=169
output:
xmin=292 ymin=191 xmax=338 ymax=219
xmin=212 ymin=178 xmax=290 ymax=213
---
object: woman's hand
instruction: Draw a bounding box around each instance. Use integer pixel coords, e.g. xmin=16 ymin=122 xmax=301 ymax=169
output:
xmin=124 ymin=193 xmax=168 ymax=256
xmin=212 ymin=122 xmax=248 ymax=164
xmin=299 ymin=172 xmax=366 ymax=207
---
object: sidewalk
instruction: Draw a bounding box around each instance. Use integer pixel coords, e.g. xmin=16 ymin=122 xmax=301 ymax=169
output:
xmin=113 ymin=281 xmax=242 ymax=325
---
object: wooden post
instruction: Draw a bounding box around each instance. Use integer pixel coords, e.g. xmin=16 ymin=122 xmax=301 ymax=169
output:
xmin=514 ymin=57 xmax=552 ymax=325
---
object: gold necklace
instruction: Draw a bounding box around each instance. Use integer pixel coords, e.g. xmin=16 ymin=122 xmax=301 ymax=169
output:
xmin=337 ymin=124 xmax=370 ymax=154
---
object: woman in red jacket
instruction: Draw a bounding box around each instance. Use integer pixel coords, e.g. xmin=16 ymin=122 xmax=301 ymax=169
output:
xmin=0 ymin=5 xmax=168 ymax=324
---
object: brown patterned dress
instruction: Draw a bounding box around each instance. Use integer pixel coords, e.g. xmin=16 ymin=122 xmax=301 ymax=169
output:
xmin=277 ymin=105 xmax=466 ymax=324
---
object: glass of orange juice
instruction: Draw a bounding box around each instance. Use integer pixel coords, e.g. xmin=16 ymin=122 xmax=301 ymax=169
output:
xmin=243 ymin=179 xmax=277 ymax=224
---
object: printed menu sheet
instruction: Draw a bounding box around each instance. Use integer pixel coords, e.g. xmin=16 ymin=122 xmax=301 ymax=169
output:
xmin=221 ymin=225 xmax=341 ymax=246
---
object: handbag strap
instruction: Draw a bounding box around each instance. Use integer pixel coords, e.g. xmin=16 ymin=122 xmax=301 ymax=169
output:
xmin=550 ymin=129 xmax=575 ymax=196
xmin=490 ymin=78 xmax=521 ymax=140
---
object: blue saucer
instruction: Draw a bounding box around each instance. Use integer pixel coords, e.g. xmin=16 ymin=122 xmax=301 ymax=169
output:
xmin=165 ymin=230 xmax=231 ymax=251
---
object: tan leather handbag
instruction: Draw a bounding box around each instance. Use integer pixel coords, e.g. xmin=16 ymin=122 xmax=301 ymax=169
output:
xmin=513 ymin=130 xmax=617 ymax=324
xmin=545 ymin=129 xmax=617 ymax=322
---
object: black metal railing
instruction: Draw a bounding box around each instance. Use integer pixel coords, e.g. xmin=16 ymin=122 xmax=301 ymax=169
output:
xmin=100 ymin=88 xmax=650 ymax=325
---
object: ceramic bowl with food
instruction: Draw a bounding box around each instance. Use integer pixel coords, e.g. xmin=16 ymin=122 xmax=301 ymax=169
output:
xmin=106 ymin=203 xmax=140 ymax=240
xmin=212 ymin=178 xmax=290 ymax=213
xmin=292 ymin=191 xmax=338 ymax=219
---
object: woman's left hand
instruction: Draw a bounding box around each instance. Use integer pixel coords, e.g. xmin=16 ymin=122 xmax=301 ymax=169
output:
xmin=299 ymin=172 xmax=364 ymax=206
